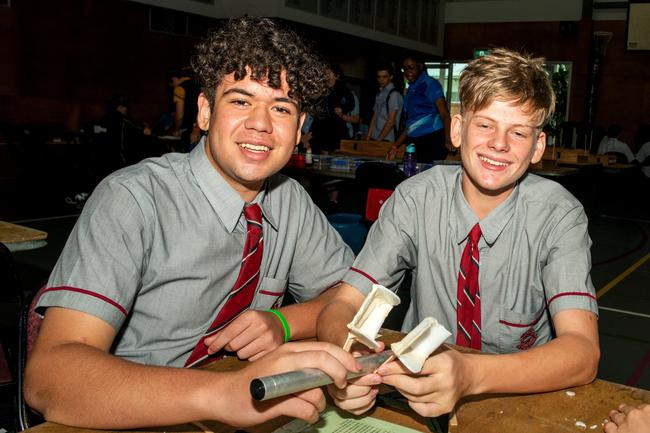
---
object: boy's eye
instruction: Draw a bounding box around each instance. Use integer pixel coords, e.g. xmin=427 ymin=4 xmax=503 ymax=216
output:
xmin=231 ymin=99 xmax=248 ymax=106
xmin=512 ymin=130 xmax=530 ymax=139
xmin=273 ymin=106 xmax=293 ymax=115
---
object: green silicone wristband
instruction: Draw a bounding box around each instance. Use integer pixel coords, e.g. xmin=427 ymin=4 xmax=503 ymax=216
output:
xmin=266 ymin=309 xmax=290 ymax=343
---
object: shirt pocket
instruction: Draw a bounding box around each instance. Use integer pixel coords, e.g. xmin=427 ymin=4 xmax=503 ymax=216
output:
xmin=251 ymin=277 xmax=288 ymax=310
xmin=497 ymin=304 xmax=551 ymax=353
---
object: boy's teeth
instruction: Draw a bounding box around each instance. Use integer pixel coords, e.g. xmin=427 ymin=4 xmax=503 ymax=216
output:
xmin=479 ymin=156 xmax=507 ymax=167
xmin=240 ymin=143 xmax=269 ymax=152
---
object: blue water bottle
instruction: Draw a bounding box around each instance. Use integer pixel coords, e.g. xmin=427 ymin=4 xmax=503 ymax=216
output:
xmin=403 ymin=143 xmax=417 ymax=177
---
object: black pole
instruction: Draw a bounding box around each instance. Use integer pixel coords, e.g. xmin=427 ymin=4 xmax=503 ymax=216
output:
xmin=585 ymin=31 xmax=612 ymax=150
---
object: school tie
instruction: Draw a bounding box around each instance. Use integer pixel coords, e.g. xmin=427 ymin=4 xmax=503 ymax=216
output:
xmin=455 ymin=223 xmax=482 ymax=350
xmin=185 ymin=204 xmax=264 ymax=368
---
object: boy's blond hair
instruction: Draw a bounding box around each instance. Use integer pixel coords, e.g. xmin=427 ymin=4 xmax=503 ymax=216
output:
xmin=459 ymin=48 xmax=556 ymax=126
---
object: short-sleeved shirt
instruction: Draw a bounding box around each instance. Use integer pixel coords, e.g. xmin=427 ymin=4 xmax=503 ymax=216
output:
xmin=636 ymin=141 xmax=650 ymax=177
xmin=403 ymin=73 xmax=445 ymax=139
xmin=342 ymin=165 xmax=597 ymax=354
xmin=345 ymin=92 xmax=360 ymax=138
xmin=370 ymin=83 xmax=403 ymax=142
xmin=597 ymin=137 xmax=634 ymax=162
xmin=38 ymin=142 xmax=354 ymax=367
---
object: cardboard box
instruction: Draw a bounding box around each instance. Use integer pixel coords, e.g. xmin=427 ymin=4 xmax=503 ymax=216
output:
xmin=339 ymin=139 xmax=404 ymax=158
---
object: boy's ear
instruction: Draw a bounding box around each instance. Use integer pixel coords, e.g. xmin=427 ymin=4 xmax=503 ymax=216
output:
xmin=295 ymin=113 xmax=306 ymax=145
xmin=450 ymin=114 xmax=463 ymax=149
xmin=197 ymin=93 xmax=211 ymax=130
xmin=530 ymin=131 xmax=547 ymax=164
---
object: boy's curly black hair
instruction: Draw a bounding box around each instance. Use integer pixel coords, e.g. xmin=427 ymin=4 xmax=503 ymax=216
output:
xmin=191 ymin=16 xmax=328 ymax=115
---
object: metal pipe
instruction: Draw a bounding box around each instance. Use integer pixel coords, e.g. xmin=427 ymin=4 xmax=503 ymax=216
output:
xmin=250 ymin=350 xmax=393 ymax=401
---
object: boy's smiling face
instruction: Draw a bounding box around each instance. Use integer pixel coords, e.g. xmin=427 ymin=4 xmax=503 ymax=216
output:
xmin=197 ymin=69 xmax=304 ymax=202
xmin=452 ymin=99 xmax=546 ymax=211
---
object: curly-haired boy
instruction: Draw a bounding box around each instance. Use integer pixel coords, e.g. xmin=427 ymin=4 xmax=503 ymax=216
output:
xmin=26 ymin=16 xmax=359 ymax=429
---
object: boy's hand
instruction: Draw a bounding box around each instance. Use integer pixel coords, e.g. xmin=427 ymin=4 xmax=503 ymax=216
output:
xmin=204 ymin=310 xmax=286 ymax=361
xmin=377 ymin=347 xmax=472 ymax=418
xmin=605 ymin=404 xmax=650 ymax=433
xmin=326 ymin=341 xmax=385 ymax=415
xmin=220 ymin=341 xmax=361 ymax=427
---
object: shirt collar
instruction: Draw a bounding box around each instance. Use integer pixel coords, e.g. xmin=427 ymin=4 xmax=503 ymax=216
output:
xmin=188 ymin=138 xmax=277 ymax=232
xmin=381 ymin=82 xmax=395 ymax=93
xmin=451 ymin=169 xmax=519 ymax=246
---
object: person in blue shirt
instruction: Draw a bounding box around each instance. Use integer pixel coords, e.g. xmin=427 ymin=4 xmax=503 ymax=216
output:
xmin=388 ymin=52 xmax=452 ymax=163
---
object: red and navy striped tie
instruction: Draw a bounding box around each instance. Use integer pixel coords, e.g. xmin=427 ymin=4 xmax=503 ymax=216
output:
xmin=185 ymin=204 xmax=264 ymax=368
xmin=455 ymin=223 xmax=482 ymax=350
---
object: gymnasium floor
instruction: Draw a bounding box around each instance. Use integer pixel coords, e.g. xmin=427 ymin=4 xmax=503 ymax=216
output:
xmin=0 ymin=170 xmax=648 ymax=432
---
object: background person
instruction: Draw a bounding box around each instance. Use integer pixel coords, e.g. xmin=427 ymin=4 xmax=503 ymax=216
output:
xmin=388 ymin=52 xmax=452 ymax=163
xmin=597 ymin=124 xmax=635 ymax=163
xmin=308 ymin=64 xmax=355 ymax=155
xmin=100 ymin=93 xmax=153 ymax=167
xmin=342 ymin=90 xmax=361 ymax=139
xmin=366 ymin=62 xmax=403 ymax=143
xmin=167 ymin=68 xmax=201 ymax=151
xmin=636 ymin=140 xmax=650 ymax=178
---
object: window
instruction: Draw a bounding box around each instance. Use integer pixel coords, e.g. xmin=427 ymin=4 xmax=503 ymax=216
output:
xmin=421 ymin=60 xmax=572 ymax=126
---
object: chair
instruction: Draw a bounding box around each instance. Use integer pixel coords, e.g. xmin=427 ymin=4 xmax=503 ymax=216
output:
xmin=338 ymin=139 xmax=405 ymax=159
xmin=354 ymin=162 xmax=410 ymax=329
xmin=355 ymin=161 xmax=407 ymax=225
xmin=0 ymin=242 xmax=23 ymax=387
xmin=558 ymin=121 xmax=595 ymax=150
xmin=326 ymin=213 xmax=367 ymax=255
xmin=326 ymin=162 xmax=406 ymax=255
xmin=16 ymin=286 xmax=46 ymax=431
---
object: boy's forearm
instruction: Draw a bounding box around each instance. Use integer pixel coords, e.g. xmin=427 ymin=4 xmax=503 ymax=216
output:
xmin=278 ymin=283 xmax=360 ymax=342
xmin=465 ymin=331 xmax=599 ymax=396
xmin=315 ymin=283 xmax=364 ymax=347
xmin=377 ymin=111 xmax=397 ymax=142
xmin=26 ymin=343 xmax=223 ymax=428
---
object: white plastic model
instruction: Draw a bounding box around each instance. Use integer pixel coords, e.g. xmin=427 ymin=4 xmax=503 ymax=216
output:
xmin=390 ymin=317 xmax=452 ymax=373
xmin=343 ymin=284 xmax=400 ymax=351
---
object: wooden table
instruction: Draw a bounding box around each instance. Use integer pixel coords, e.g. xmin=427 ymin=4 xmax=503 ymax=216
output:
xmin=287 ymin=157 xmax=577 ymax=182
xmin=556 ymin=160 xmax=604 ymax=169
xmin=379 ymin=330 xmax=650 ymax=433
xmin=22 ymin=329 xmax=650 ymax=433
xmin=0 ymin=221 xmax=48 ymax=252
xmin=529 ymin=165 xmax=579 ymax=178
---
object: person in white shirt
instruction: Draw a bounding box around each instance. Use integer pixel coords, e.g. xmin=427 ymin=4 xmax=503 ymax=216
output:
xmin=597 ymin=125 xmax=635 ymax=163
xmin=635 ymin=141 xmax=650 ymax=177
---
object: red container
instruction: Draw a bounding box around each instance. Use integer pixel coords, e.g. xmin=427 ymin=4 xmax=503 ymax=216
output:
xmin=294 ymin=153 xmax=305 ymax=168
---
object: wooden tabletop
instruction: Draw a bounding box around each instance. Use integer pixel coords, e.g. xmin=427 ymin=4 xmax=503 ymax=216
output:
xmin=529 ymin=165 xmax=579 ymax=178
xmin=380 ymin=329 xmax=650 ymax=433
xmin=290 ymin=156 xmax=579 ymax=181
xmin=556 ymin=160 xmax=604 ymax=168
xmin=0 ymin=220 xmax=48 ymax=252
xmin=23 ymin=329 xmax=650 ymax=433
xmin=452 ymin=379 xmax=649 ymax=432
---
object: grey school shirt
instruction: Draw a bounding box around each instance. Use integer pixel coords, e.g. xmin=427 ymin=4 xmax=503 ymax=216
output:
xmin=38 ymin=143 xmax=354 ymax=367
xmin=343 ymin=165 xmax=597 ymax=354
xmin=370 ymin=82 xmax=403 ymax=142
